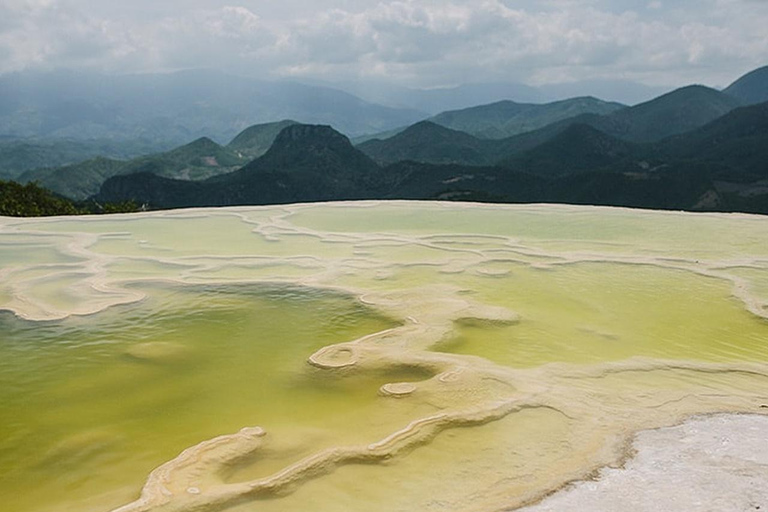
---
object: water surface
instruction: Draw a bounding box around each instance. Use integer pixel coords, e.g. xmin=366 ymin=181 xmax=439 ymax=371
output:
xmin=1 ymin=201 xmax=767 ymax=512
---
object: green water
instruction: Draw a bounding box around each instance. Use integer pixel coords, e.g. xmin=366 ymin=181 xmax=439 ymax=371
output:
xmin=288 ymin=202 xmax=768 ymax=259
xmin=0 ymin=284 xmax=399 ymax=512
xmin=439 ymin=262 xmax=768 ymax=366
xmin=1 ymin=202 xmax=768 ymax=512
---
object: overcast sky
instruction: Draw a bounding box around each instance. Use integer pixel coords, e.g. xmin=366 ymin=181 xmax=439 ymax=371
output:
xmin=1 ymin=0 xmax=767 ymax=88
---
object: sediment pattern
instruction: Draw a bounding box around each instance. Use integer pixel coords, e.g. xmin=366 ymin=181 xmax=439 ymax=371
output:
xmin=1 ymin=201 xmax=767 ymax=512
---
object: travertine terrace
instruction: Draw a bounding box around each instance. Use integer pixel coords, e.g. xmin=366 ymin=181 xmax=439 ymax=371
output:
xmin=1 ymin=201 xmax=767 ymax=512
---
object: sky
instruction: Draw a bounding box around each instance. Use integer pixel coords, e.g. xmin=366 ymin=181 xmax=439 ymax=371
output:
xmin=1 ymin=0 xmax=767 ymax=89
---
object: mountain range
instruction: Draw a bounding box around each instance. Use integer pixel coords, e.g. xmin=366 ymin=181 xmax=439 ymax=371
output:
xmin=318 ymin=78 xmax=672 ymax=113
xmin=4 ymin=64 xmax=768 ymax=216
xmin=17 ymin=121 xmax=297 ymax=200
xmin=95 ymin=99 xmax=768 ymax=214
xmin=357 ymin=84 xmax=748 ymax=168
xmin=0 ymin=138 xmax=173 ymax=181
xmin=0 ymin=70 xmax=425 ymax=145
xmin=428 ymin=97 xmax=625 ymax=139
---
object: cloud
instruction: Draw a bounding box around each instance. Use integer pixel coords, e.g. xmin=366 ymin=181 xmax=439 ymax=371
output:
xmin=0 ymin=0 xmax=766 ymax=87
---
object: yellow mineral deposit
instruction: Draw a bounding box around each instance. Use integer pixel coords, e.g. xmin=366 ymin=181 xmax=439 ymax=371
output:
xmin=0 ymin=201 xmax=767 ymax=512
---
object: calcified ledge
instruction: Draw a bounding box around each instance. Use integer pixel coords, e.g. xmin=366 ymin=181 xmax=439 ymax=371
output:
xmin=522 ymin=413 xmax=768 ymax=512
xmin=2 ymin=202 xmax=768 ymax=512
xmin=109 ymin=352 xmax=768 ymax=512
xmin=1 ymin=202 xmax=766 ymax=323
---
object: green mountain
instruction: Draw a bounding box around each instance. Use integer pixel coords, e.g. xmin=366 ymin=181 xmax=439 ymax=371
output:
xmin=0 ymin=138 xmax=171 ymax=180
xmin=139 ymin=137 xmax=246 ymax=179
xmin=227 ymin=120 xmax=299 ymax=159
xmin=429 ymin=97 xmax=625 ymax=139
xmin=356 ymin=85 xmax=743 ymax=170
xmin=592 ymin=85 xmax=743 ymax=142
xmin=724 ymin=66 xmax=768 ymax=105
xmin=658 ymin=101 xmax=768 ymax=180
xmin=20 ymin=136 xmax=250 ymax=200
xmin=237 ymin=124 xmax=378 ymax=176
xmin=487 ymin=85 xmax=744 ymax=150
xmin=97 ymin=124 xmax=381 ymax=208
xmin=19 ymin=157 xmax=127 ymax=201
xmin=357 ymin=121 xmax=495 ymax=166
xmin=501 ymin=123 xmax=636 ymax=176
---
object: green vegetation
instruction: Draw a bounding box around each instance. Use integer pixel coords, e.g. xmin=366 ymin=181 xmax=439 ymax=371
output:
xmin=0 ymin=180 xmax=83 ymax=216
xmin=0 ymin=180 xmax=138 ymax=217
xmin=16 ymin=122 xmax=321 ymax=201
xmin=18 ymin=137 xmax=252 ymax=200
xmin=97 ymin=125 xmax=381 ymax=208
xmin=20 ymin=157 xmax=129 ymax=201
xmin=0 ymin=138 xmax=172 ymax=180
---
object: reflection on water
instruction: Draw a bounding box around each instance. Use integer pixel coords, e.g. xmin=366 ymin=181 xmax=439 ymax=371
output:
xmin=0 ymin=201 xmax=767 ymax=512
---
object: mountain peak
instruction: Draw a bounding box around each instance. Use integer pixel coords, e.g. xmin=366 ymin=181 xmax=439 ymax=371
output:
xmin=725 ymin=65 xmax=768 ymax=105
xmin=403 ymin=120 xmax=463 ymax=134
xmin=184 ymin=137 xmax=221 ymax=152
xmin=271 ymin=124 xmax=351 ymax=148
xmin=636 ymin=84 xmax=734 ymax=105
xmin=357 ymin=119 xmax=490 ymax=166
xmin=604 ymin=84 xmax=742 ymax=142
xmin=243 ymin=123 xmax=379 ymax=176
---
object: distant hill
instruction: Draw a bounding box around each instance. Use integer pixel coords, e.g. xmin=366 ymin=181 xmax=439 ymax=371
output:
xmin=237 ymin=124 xmax=378 ymax=177
xmin=724 ymin=66 xmax=768 ymax=105
xmin=658 ymin=101 xmax=768 ymax=180
xmin=97 ymin=124 xmax=381 ymax=208
xmin=356 ymin=86 xmax=740 ymax=169
xmin=356 ymin=86 xmax=739 ymax=169
xmin=20 ymin=136 xmax=250 ymax=200
xmin=592 ymin=85 xmax=743 ymax=142
xmin=329 ymin=78 xmax=671 ymax=113
xmin=476 ymin=84 xmax=745 ymax=155
xmin=19 ymin=157 xmax=128 ymax=201
xmin=0 ymin=138 xmax=171 ymax=180
xmin=429 ymin=97 xmax=625 ymax=139
xmin=357 ymin=122 xmax=495 ymax=166
xmin=501 ymin=123 xmax=636 ymax=176
xmin=537 ymin=80 xmax=672 ymax=106
xmin=227 ymin=120 xmax=298 ymax=159
xmin=326 ymin=80 xmax=546 ymax=115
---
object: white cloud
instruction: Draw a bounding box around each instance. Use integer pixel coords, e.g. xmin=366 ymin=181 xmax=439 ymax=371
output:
xmin=0 ymin=0 xmax=766 ymax=87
